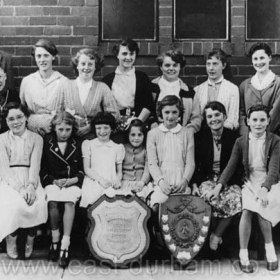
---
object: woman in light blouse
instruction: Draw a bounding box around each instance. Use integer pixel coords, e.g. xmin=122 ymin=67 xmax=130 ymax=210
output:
xmin=62 ymin=48 xmax=119 ymax=139
xmin=20 ymin=39 xmax=66 ymax=136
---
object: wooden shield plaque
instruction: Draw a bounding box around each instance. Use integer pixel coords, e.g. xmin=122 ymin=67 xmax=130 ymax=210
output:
xmin=87 ymin=195 xmax=151 ymax=267
xmin=159 ymin=194 xmax=211 ymax=264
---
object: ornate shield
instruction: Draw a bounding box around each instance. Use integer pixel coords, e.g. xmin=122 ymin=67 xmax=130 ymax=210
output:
xmin=87 ymin=195 xmax=151 ymax=267
xmin=159 ymin=194 xmax=211 ymax=264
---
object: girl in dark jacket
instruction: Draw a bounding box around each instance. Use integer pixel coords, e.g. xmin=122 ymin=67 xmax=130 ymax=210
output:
xmin=40 ymin=111 xmax=84 ymax=268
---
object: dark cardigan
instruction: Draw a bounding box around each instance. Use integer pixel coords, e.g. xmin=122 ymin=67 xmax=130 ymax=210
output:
xmin=102 ymin=70 xmax=154 ymax=116
xmin=40 ymin=133 xmax=84 ymax=188
xmin=218 ymin=132 xmax=280 ymax=191
xmin=193 ymin=127 xmax=241 ymax=186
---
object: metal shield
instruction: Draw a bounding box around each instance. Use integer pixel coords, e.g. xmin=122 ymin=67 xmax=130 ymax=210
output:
xmin=159 ymin=194 xmax=211 ymax=264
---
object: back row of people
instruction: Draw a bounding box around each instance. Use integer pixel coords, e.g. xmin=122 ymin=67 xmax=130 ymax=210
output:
xmin=1 ymin=38 xmax=279 ymax=139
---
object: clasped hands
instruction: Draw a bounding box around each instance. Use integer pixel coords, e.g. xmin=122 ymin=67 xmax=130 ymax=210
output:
xmin=159 ymin=178 xmax=191 ymax=195
xmin=20 ymin=184 xmax=36 ymax=206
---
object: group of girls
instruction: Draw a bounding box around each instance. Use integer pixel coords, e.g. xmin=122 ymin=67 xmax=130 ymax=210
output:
xmin=0 ymin=37 xmax=280 ymax=274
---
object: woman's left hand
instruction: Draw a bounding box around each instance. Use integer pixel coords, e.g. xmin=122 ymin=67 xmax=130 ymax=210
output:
xmin=76 ymin=124 xmax=91 ymax=137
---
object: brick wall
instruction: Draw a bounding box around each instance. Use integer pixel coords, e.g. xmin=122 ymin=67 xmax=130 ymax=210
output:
xmin=0 ymin=0 xmax=279 ymax=89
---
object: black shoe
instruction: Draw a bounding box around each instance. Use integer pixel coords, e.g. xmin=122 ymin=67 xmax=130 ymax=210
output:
xmin=267 ymin=260 xmax=278 ymax=271
xmin=48 ymin=242 xmax=60 ymax=262
xmin=239 ymin=261 xmax=254 ymax=273
xmin=58 ymin=249 xmax=69 ymax=269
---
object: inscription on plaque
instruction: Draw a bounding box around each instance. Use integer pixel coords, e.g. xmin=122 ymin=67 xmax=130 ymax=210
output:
xmin=87 ymin=195 xmax=151 ymax=266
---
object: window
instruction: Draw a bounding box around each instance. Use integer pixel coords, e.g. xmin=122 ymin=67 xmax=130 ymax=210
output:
xmin=246 ymin=0 xmax=280 ymax=40
xmin=174 ymin=0 xmax=229 ymax=40
xmin=100 ymin=0 xmax=158 ymax=41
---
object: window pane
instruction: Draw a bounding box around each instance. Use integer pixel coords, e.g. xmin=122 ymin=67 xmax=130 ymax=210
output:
xmin=101 ymin=0 xmax=157 ymax=41
xmin=247 ymin=0 xmax=280 ymax=39
xmin=174 ymin=0 xmax=228 ymax=40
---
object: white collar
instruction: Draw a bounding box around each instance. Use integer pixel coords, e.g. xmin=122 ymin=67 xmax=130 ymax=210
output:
xmin=251 ymin=70 xmax=275 ymax=90
xmin=9 ymin=129 xmax=28 ymax=139
xmin=159 ymin=123 xmax=182 ymax=133
xmin=207 ymin=75 xmax=224 ymax=86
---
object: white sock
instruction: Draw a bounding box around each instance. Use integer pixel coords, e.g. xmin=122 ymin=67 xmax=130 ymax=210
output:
xmin=265 ymin=242 xmax=277 ymax=262
xmin=60 ymin=235 xmax=70 ymax=251
xmin=239 ymin=249 xmax=249 ymax=265
xmin=51 ymin=229 xmax=60 ymax=249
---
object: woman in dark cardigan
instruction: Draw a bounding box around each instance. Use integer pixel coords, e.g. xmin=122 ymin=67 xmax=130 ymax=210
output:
xmin=192 ymin=101 xmax=242 ymax=251
xmin=102 ymin=38 xmax=154 ymax=142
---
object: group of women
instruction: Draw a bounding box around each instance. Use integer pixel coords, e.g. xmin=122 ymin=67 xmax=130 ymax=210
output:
xmin=0 ymin=38 xmax=280 ymax=273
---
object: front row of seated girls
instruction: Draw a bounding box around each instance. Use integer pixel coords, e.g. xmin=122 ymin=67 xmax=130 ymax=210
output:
xmin=1 ymin=98 xmax=280 ymax=274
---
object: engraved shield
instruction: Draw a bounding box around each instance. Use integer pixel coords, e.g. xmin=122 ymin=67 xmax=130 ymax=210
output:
xmin=87 ymin=195 xmax=151 ymax=267
xmin=159 ymin=194 xmax=211 ymax=264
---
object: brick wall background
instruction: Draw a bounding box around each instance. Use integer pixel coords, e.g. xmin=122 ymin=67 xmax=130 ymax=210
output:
xmin=0 ymin=0 xmax=279 ymax=89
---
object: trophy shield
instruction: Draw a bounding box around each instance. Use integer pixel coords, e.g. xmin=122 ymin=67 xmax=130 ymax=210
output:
xmin=87 ymin=195 xmax=151 ymax=267
xmin=159 ymin=194 xmax=211 ymax=265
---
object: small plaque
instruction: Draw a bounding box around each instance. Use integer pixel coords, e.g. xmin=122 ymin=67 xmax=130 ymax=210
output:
xmin=160 ymin=194 xmax=211 ymax=264
xmin=87 ymin=195 xmax=151 ymax=266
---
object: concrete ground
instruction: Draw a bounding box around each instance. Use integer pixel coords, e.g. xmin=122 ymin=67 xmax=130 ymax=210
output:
xmin=0 ymin=244 xmax=279 ymax=280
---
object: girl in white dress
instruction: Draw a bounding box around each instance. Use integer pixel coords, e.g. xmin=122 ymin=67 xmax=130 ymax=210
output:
xmin=80 ymin=112 xmax=125 ymax=207
xmin=0 ymin=102 xmax=47 ymax=259
xmin=216 ymin=104 xmax=280 ymax=273
xmin=147 ymin=95 xmax=195 ymax=209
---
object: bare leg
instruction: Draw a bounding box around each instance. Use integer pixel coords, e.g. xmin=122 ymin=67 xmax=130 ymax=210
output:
xmin=257 ymin=214 xmax=272 ymax=243
xmin=63 ymin=202 xmax=75 ymax=236
xmin=239 ymin=210 xmax=253 ymax=249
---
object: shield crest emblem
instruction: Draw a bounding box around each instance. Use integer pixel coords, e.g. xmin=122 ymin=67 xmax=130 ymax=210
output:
xmin=159 ymin=194 xmax=211 ymax=264
xmin=87 ymin=195 xmax=151 ymax=267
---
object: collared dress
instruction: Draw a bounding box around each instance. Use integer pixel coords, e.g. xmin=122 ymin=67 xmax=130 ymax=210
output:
xmin=147 ymin=123 xmax=195 ymax=207
xmin=20 ymin=70 xmax=66 ymax=135
xmin=40 ymin=133 xmax=84 ymax=203
xmin=0 ymin=130 xmax=47 ymax=242
xmin=80 ymin=138 xmax=125 ymax=208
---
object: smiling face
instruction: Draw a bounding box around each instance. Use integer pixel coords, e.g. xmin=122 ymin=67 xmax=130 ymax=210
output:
xmin=205 ymin=108 xmax=226 ymax=133
xmin=206 ymin=56 xmax=225 ymax=83
xmin=35 ymin=47 xmax=55 ymax=73
xmin=77 ymin=54 xmax=95 ymax=82
xmin=128 ymin=126 xmax=144 ymax=148
xmin=252 ymin=49 xmax=271 ymax=75
xmin=247 ymin=110 xmax=269 ymax=138
xmin=55 ymin=122 xmax=73 ymax=142
xmin=0 ymin=68 xmax=7 ymax=91
xmin=95 ymin=124 xmax=112 ymax=143
xmin=161 ymin=105 xmax=180 ymax=129
xmin=160 ymin=56 xmax=181 ymax=82
xmin=6 ymin=108 xmax=27 ymax=136
xmin=117 ymin=45 xmax=136 ymax=72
